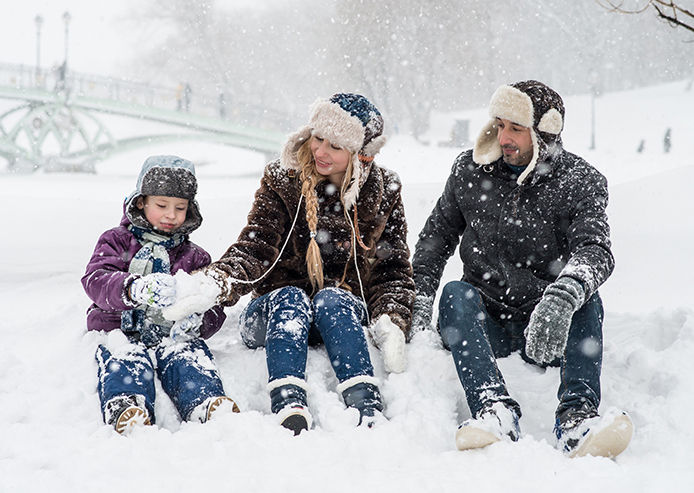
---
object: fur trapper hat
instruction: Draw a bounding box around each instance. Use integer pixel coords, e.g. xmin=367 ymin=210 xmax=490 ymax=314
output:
xmin=281 ymin=93 xmax=387 ymax=208
xmin=473 ymin=80 xmax=565 ymax=184
xmin=124 ymin=155 xmax=202 ymax=235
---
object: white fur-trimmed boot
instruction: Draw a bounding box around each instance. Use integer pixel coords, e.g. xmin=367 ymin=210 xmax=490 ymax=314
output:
xmin=455 ymin=401 xmax=520 ymax=451
xmin=337 ymin=375 xmax=385 ymax=428
xmin=555 ymin=406 xmax=633 ymax=458
xmin=268 ymin=377 xmax=313 ymax=435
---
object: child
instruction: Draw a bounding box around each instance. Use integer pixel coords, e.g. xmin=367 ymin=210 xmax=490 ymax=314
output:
xmin=182 ymin=94 xmax=415 ymax=434
xmin=82 ymin=155 xmax=239 ymax=434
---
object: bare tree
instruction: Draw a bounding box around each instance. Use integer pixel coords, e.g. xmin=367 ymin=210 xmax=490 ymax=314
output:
xmin=598 ymin=1 xmax=694 ymax=33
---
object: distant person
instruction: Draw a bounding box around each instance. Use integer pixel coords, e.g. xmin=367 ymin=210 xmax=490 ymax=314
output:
xmin=637 ymin=139 xmax=645 ymax=153
xmin=53 ymin=62 xmax=67 ymax=93
xmin=663 ymin=128 xmax=671 ymax=153
xmin=219 ymin=92 xmax=227 ymax=119
xmin=184 ymin=83 xmax=192 ymax=112
xmin=167 ymin=93 xmax=415 ymax=434
xmin=411 ymin=80 xmax=633 ymax=458
xmin=82 ymin=155 xmax=239 ymax=434
xmin=175 ymin=83 xmax=183 ymax=111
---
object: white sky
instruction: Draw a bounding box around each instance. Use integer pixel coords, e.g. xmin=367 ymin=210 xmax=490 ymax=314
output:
xmin=0 ymin=0 xmax=142 ymax=76
xmin=0 ymin=1 xmax=271 ymax=78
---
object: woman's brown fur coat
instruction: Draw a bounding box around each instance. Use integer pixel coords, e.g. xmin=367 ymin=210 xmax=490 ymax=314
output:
xmin=207 ymin=159 xmax=415 ymax=336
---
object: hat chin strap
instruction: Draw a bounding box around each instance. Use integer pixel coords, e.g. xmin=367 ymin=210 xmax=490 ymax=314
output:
xmin=515 ymin=130 xmax=539 ymax=185
xmin=342 ymin=153 xmax=362 ymax=210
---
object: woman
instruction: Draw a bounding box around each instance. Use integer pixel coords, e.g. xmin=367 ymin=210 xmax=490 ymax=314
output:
xmin=205 ymin=93 xmax=415 ymax=434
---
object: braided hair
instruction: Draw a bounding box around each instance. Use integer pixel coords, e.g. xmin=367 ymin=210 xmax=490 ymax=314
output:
xmin=296 ymin=139 xmax=355 ymax=291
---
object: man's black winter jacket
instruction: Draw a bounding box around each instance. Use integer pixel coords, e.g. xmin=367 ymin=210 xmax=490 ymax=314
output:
xmin=412 ymin=148 xmax=614 ymax=321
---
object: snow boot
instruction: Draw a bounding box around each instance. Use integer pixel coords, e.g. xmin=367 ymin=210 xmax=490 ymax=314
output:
xmin=190 ymin=395 xmax=240 ymax=423
xmin=555 ymin=406 xmax=633 ymax=459
xmin=104 ymin=394 xmax=151 ymax=435
xmin=206 ymin=396 xmax=240 ymax=420
xmin=269 ymin=377 xmax=312 ymax=435
xmin=455 ymin=401 xmax=520 ymax=451
xmin=338 ymin=377 xmax=385 ymax=428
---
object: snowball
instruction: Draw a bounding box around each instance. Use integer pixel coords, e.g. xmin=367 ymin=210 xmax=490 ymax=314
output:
xmin=161 ymin=271 xmax=220 ymax=321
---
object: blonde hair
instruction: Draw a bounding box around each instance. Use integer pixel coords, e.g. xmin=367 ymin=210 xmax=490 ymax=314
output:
xmin=296 ymin=138 xmax=355 ymax=291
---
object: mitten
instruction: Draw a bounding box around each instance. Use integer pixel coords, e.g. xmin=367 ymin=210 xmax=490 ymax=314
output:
xmin=411 ymin=293 xmax=434 ymax=333
xmin=525 ymin=277 xmax=585 ymax=364
xmin=369 ymin=314 xmax=407 ymax=373
xmin=169 ymin=312 xmax=204 ymax=341
xmin=129 ymin=273 xmax=177 ymax=308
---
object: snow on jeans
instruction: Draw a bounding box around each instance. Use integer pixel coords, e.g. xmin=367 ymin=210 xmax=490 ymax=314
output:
xmin=240 ymin=286 xmax=374 ymax=384
xmin=438 ymin=280 xmax=603 ymax=420
xmin=95 ymin=338 xmax=226 ymax=423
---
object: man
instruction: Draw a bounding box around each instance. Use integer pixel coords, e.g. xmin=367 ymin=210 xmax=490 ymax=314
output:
xmin=411 ymin=80 xmax=632 ymax=458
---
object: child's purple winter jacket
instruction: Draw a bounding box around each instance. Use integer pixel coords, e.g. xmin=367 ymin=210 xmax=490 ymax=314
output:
xmin=82 ymin=213 xmax=226 ymax=339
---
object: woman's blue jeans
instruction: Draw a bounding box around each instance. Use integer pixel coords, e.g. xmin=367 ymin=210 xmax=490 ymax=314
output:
xmin=438 ymin=280 xmax=603 ymax=419
xmin=240 ymin=286 xmax=373 ymax=385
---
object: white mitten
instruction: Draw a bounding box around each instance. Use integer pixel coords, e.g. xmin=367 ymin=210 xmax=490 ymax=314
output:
xmin=129 ymin=273 xmax=176 ymax=308
xmin=369 ymin=314 xmax=407 ymax=374
xmin=161 ymin=271 xmax=221 ymax=321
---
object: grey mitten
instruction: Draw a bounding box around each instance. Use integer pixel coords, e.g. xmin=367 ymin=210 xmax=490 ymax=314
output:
xmin=525 ymin=277 xmax=585 ymax=364
xmin=411 ymin=293 xmax=435 ymax=333
xmin=129 ymin=273 xmax=177 ymax=308
xmin=170 ymin=312 xmax=203 ymax=341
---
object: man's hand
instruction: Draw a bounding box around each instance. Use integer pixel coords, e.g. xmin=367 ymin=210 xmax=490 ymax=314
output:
xmin=525 ymin=277 xmax=585 ymax=364
xmin=411 ymin=294 xmax=435 ymax=334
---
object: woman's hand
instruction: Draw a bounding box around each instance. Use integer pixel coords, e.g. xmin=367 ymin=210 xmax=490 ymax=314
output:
xmin=368 ymin=314 xmax=407 ymax=374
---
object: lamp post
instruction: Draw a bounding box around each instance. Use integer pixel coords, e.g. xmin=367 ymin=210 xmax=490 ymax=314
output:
xmin=62 ymin=11 xmax=71 ymax=69
xmin=589 ymin=70 xmax=599 ymax=151
xmin=34 ymin=14 xmax=43 ymax=86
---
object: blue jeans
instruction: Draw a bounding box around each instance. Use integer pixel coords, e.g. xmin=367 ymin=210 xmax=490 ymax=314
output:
xmin=95 ymin=338 xmax=226 ymax=423
xmin=240 ymin=286 xmax=373 ymax=384
xmin=438 ymin=280 xmax=603 ymax=419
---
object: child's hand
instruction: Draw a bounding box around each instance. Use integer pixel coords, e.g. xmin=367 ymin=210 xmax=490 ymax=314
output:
xmin=129 ymin=273 xmax=177 ymax=308
xmin=170 ymin=312 xmax=203 ymax=341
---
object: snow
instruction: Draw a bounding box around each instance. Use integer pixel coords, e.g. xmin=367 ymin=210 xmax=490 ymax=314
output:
xmin=1 ymin=81 xmax=694 ymax=492
xmin=161 ymin=271 xmax=220 ymax=322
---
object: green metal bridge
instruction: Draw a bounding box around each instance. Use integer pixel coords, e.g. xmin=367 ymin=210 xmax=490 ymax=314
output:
xmin=0 ymin=63 xmax=287 ymax=172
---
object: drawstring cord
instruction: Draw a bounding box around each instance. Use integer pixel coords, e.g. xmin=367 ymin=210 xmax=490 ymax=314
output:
xmin=346 ymin=204 xmax=370 ymax=325
xmin=224 ymin=192 xmax=369 ymax=325
xmin=229 ymin=194 xmax=304 ymax=286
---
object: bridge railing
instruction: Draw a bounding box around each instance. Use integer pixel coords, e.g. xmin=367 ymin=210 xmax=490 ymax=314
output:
xmin=0 ymin=62 xmax=294 ymax=131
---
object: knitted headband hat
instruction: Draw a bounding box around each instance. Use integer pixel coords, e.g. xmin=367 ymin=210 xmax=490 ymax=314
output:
xmin=281 ymin=92 xmax=387 ymax=208
xmin=473 ymin=80 xmax=565 ymax=185
xmin=125 ymin=155 xmax=203 ymax=235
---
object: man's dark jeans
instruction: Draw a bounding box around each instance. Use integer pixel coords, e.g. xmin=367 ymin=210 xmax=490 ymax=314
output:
xmin=438 ymin=280 xmax=603 ymax=420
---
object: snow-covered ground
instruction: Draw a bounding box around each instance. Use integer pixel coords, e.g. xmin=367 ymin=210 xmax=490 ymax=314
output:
xmin=1 ymin=81 xmax=693 ymax=492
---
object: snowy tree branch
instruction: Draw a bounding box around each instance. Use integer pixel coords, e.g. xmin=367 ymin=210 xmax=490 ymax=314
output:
xmin=598 ymin=0 xmax=694 ymax=33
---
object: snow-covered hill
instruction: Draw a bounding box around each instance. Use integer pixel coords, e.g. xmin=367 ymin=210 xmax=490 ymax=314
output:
xmin=1 ymin=81 xmax=692 ymax=492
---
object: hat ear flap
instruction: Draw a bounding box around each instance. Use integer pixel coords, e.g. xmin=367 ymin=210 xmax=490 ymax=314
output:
xmin=472 ymin=120 xmax=502 ymax=165
xmin=361 ymin=135 xmax=387 ymax=157
xmin=538 ymin=108 xmax=563 ymax=135
xmin=281 ymin=125 xmax=312 ymax=170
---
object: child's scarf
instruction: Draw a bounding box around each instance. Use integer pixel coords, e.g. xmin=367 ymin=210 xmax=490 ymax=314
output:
xmin=121 ymin=225 xmax=186 ymax=347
